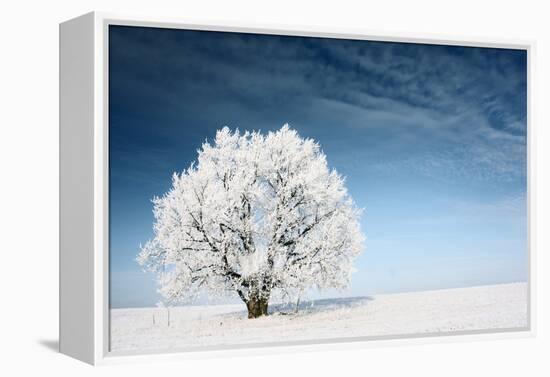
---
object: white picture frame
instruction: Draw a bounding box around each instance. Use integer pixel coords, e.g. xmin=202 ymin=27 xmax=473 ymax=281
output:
xmin=59 ymin=11 xmax=535 ymax=365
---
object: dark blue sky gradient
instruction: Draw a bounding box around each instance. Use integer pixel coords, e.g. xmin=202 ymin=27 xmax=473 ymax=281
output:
xmin=109 ymin=25 xmax=527 ymax=308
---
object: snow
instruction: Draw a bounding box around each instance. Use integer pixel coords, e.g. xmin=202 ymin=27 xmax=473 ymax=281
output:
xmin=110 ymin=282 xmax=527 ymax=353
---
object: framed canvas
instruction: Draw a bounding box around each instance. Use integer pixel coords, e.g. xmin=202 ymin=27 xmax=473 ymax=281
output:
xmin=59 ymin=11 xmax=535 ymax=365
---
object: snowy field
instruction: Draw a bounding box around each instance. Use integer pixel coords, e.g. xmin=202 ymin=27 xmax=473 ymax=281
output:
xmin=110 ymin=282 xmax=527 ymax=353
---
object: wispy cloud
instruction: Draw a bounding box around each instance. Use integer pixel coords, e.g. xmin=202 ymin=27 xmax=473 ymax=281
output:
xmin=110 ymin=26 xmax=526 ymax=185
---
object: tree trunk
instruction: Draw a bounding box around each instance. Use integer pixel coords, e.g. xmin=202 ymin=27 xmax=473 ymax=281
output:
xmin=246 ymin=297 xmax=269 ymax=318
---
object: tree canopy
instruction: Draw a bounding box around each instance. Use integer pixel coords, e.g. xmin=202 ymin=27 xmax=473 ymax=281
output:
xmin=138 ymin=125 xmax=364 ymax=318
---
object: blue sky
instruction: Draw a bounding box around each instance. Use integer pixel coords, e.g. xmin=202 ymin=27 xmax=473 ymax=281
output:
xmin=109 ymin=25 xmax=527 ymax=308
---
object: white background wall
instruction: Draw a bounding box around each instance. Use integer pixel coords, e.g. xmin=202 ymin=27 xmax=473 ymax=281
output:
xmin=0 ymin=0 xmax=548 ymax=375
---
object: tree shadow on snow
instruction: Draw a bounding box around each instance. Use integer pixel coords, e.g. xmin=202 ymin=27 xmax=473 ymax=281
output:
xmin=272 ymin=296 xmax=374 ymax=315
xmin=218 ymin=296 xmax=374 ymax=319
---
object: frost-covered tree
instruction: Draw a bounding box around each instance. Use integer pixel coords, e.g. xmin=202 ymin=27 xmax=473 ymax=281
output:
xmin=138 ymin=125 xmax=364 ymax=318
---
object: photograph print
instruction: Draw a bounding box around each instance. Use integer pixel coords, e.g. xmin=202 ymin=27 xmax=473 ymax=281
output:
xmin=108 ymin=25 xmax=528 ymax=354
